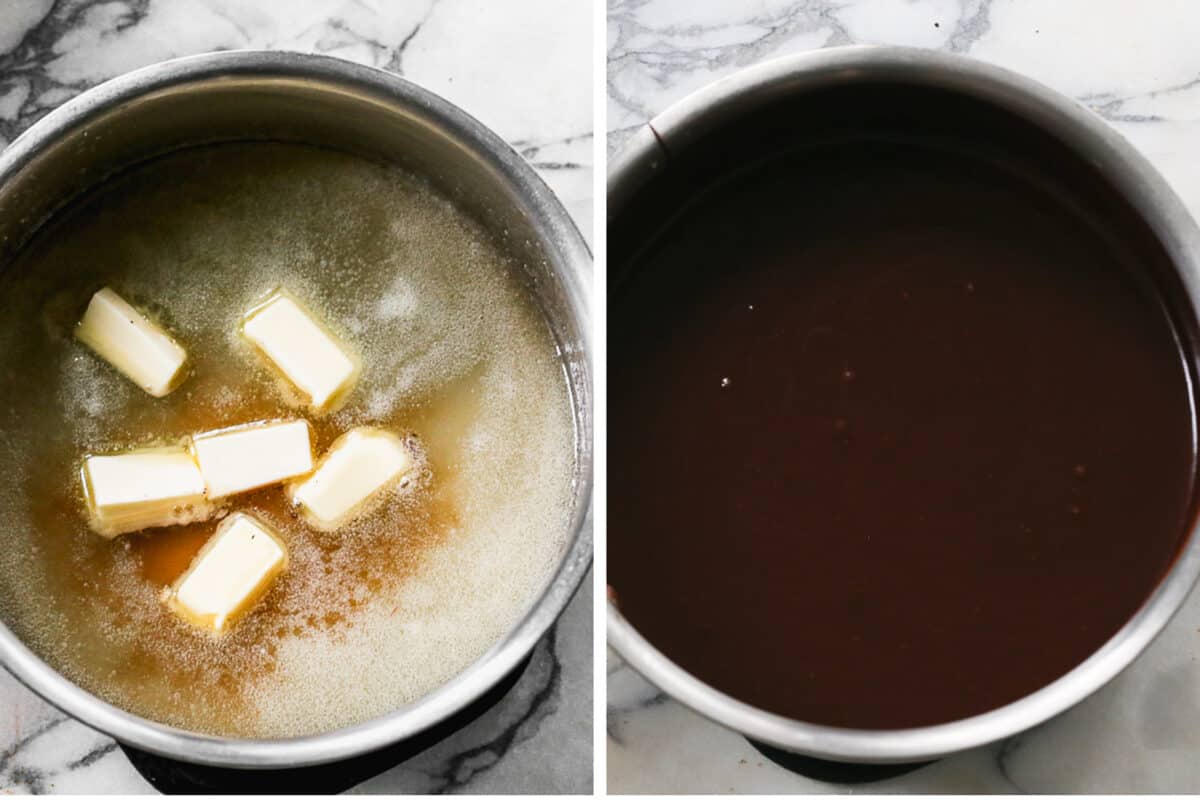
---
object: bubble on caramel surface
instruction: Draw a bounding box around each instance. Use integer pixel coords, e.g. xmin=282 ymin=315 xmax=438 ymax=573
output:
xmin=0 ymin=143 xmax=576 ymax=737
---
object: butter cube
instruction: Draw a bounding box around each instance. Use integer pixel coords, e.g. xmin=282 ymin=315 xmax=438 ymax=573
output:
xmin=192 ymin=420 xmax=314 ymax=499
xmin=75 ymin=287 xmax=187 ymax=397
xmin=82 ymin=447 xmax=213 ymax=537
xmin=242 ymin=289 xmax=359 ymax=411
xmin=165 ymin=512 xmax=287 ymax=634
xmin=289 ymin=428 xmax=413 ymax=531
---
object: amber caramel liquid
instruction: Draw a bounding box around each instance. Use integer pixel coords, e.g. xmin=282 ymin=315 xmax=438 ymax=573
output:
xmin=0 ymin=144 xmax=575 ymax=737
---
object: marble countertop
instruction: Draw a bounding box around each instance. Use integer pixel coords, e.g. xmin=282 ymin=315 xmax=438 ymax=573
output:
xmin=0 ymin=0 xmax=592 ymax=794
xmin=607 ymin=0 xmax=1200 ymax=793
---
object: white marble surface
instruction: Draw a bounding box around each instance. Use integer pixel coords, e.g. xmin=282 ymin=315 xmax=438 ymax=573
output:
xmin=607 ymin=0 xmax=1200 ymax=793
xmin=0 ymin=0 xmax=592 ymax=794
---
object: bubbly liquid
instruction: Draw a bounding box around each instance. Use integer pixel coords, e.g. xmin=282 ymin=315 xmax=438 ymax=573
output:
xmin=0 ymin=143 xmax=576 ymax=737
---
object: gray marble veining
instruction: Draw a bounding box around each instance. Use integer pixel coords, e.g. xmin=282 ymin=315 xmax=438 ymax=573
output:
xmin=608 ymin=0 xmax=1200 ymax=793
xmin=0 ymin=0 xmax=592 ymax=794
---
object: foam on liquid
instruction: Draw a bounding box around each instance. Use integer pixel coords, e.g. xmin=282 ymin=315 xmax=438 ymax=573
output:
xmin=0 ymin=143 xmax=576 ymax=737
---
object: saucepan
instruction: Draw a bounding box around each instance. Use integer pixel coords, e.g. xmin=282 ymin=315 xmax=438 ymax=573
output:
xmin=607 ymin=45 xmax=1200 ymax=764
xmin=0 ymin=50 xmax=592 ymax=768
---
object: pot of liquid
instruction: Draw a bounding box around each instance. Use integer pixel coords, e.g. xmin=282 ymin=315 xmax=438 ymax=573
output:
xmin=0 ymin=51 xmax=592 ymax=769
xmin=608 ymin=46 xmax=1200 ymax=765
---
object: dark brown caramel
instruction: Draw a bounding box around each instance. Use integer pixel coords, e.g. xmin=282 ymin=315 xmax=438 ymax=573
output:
xmin=610 ymin=138 xmax=1197 ymax=729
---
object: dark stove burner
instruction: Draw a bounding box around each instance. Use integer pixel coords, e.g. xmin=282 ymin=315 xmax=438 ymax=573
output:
xmin=119 ymin=654 xmax=532 ymax=794
xmin=747 ymin=739 xmax=935 ymax=784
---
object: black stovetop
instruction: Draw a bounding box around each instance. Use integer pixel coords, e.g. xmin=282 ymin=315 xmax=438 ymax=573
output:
xmin=119 ymin=654 xmax=531 ymax=794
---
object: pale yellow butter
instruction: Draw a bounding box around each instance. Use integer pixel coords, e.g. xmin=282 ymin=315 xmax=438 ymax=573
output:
xmin=75 ymin=287 xmax=187 ymax=397
xmin=192 ymin=419 xmax=314 ymax=499
xmin=165 ymin=512 xmax=287 ymax=634
xmin=82 ymin=447 xmax=213 ymax=538
xmin=289 ymin=428 xmax=413 ymax=531
xmin=241 ymin=289 xmax=359 ymax=411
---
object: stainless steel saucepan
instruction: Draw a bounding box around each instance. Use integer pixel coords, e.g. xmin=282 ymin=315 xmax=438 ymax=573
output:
xmin=0 ymin=50 xmax=592 ymax=769
xmin=608 ymin=45 xmax=1200 ymax=764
